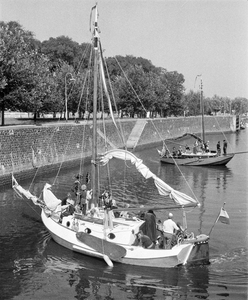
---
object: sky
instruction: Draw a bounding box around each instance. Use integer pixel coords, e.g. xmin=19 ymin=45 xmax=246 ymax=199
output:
xmin=1 ymin=0 xmax=247 ymax=99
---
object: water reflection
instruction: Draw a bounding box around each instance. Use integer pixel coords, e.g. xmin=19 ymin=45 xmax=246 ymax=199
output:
xmin=42 ymin=239 xmax=210 ymax=300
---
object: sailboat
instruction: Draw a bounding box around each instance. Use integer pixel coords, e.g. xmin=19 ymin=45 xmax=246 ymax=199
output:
xmin=158 ymin=77 xmax=234 ymax=166
xmin=12 ymin=4 xmax=209 ymax=268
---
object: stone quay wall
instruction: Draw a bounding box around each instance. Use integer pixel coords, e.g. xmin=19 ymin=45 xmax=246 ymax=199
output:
xmin=0 ymin=115 xmax=236 ymax=186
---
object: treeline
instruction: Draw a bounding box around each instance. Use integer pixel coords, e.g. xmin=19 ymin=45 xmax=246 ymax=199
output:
xmin=0 ymin=21 xmax=247 ymax=125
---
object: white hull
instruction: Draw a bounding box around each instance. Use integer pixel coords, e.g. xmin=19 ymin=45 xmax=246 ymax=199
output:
xmin=160 ymin=153 xmax=234 ymax=166
xmin=41 ymin=210 xmax=208 ymax=268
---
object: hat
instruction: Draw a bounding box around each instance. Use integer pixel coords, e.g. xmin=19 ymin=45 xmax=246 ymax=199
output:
xmin=81 ymin=184 xmax=87 ymax=190
xmin=66 ymin=199 xmax=75 ymax=205
xmin=168 ymin=212 xmax=173 ymax=218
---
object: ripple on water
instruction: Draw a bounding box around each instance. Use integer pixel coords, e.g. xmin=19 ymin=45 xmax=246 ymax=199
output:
xmin=209 ymin=247 xmax=248 ymax=286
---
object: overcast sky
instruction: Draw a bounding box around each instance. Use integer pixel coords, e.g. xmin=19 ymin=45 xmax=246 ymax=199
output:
xmin=1 ymin=0 xmax=247 ymax=99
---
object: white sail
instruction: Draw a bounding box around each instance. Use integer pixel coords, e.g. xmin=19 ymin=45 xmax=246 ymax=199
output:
xmin=99 ymin=149 xmax=199 ymax=207
xmin=43 ymin=183 xmax=61 ymax=211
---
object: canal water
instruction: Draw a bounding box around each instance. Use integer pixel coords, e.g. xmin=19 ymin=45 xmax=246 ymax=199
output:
xmin=0 ymin=130 xmax=247 ymax=299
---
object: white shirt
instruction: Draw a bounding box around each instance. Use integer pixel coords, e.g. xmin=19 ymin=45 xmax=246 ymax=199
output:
xmin=163 ymin=219 xmax=179 ymax=234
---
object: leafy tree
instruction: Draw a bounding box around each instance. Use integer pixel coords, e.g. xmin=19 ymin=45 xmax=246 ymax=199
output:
xmin=40 ymin=36 xmax=91 ymax=71
xmin=232 ymin=97 xmax=248 ymax=115
xmin=159 ymin=70 xmax=185 ymax=117
xmin=0 ymin=21 xmax=40 ymax=125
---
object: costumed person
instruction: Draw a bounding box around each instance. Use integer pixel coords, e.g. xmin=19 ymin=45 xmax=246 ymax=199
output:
xmin=79 ymin=184 xmax=87 ymax=215
xmin=136 ymin=230 xmax=155 ymax=249
xmin=140 ymin=210 xmax=157 ymax=245
xmin=223 ymin=139 xmax=227 ymax=155
xmin=162 ymin=212 xmax=179 ymax=249
xmin=102 ymin=190 xmax=113 ymax=230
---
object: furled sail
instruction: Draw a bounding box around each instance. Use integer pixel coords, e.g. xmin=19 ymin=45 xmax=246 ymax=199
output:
xmin=99 ymin=149 xmax=199 ymax=207
xmin=43 ymin=183 xmax=62 ymax=211
xmin=12 ymin=175 xmax=40 ymax=205
xmin=12 ymin=175 xmax=62 ymax=212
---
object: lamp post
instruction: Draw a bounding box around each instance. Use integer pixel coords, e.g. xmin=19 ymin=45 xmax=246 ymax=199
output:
xmin=65 ymin=73 xmax=75 ymax=121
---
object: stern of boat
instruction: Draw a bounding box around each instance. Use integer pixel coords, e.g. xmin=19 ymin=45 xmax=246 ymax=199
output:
xmin=186 ymin=234 xmax=210 ymax=265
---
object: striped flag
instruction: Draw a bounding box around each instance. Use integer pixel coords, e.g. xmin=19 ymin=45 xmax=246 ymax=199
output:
xmin=217 ymin=207 xmax=230 ymax=225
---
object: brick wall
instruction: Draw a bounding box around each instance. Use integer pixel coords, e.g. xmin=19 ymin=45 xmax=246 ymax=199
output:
xmin=0 ymin=115 xmax=235 ymax=186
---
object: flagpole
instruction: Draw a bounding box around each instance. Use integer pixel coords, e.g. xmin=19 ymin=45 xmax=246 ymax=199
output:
xmin=208 ymin=202 xmax=226 ymax=236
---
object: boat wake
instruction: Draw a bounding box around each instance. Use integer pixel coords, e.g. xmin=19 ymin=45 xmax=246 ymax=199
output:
xmin=209 ymin=248 xmax=248 ymax=286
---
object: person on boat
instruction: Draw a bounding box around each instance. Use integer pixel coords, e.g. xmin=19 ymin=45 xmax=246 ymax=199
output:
xmin=61 ymin=192 xmax=72 ymax=206
xmin=172 ymin=147 xmax=177 ymax=157
xmin=120 ymin=203 xmax=130 ymax=218
xmin=136 ymin=230 xmax=155 ymax=249
xmin=205 ymin=141 xmax=210 ymax=153
xmin=223 ymin=140 xmax=228 ymax=155
xmin=71 ymin=174 xmax=82 ymax=196
xmin=162 ymin=213 xmax=179 ymax=249
xmin=102 ymin=190 xmax=114 ymax=229
xmin=200 ymin=141 xmax=205 ymax=152
xmin=217 ymin=141 xmax=221 ymax=156
xmin=139 ymin=210 xmax=157 ymax=245
xmin=156 ymin=219 xmax=164 ymax=248
xmin=185 ymin=144 xmax=190 ymax=152
xmin=78 ymin=184 xmax=87 ymax=215
xmin=177 ymin=146 xmax=183 ymax=157
xmin=86 ymin=189 xmax=93 ymax=211
xmin=61 ymin=197 xmax=75 ymax=217
xmin=87 ymin=206 xmax=100 ymax=218
xmin=160 ymin=144 xmax=166 ymax=157
xmin=193 ymin=141 xmax=198 ymax=154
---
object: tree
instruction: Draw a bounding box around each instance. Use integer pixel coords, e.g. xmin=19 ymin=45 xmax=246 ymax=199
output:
xmin=232 ymin=97 xmax=248 ymax=115
xmin=40 ymin=36 xmax=91 ymax=71
xmin=0 ymin=21 xmax=40 ymax=125
xmin=158 ymin=70 xmax=185 ymax=117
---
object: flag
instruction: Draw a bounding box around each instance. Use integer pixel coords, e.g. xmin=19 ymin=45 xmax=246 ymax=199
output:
xmin=217 ymin=207 xmax=230 ymax=225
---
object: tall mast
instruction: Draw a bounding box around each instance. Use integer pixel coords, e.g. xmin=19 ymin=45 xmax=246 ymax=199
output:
xmin=199 ymin=78 xmax=205 ymax=143
xmin=91 ymin=5 xmax=99 ymax=208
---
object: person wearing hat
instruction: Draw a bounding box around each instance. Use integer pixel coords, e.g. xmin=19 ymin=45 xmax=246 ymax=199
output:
xmin=162 ymin=213 xmax=179 ymax=249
